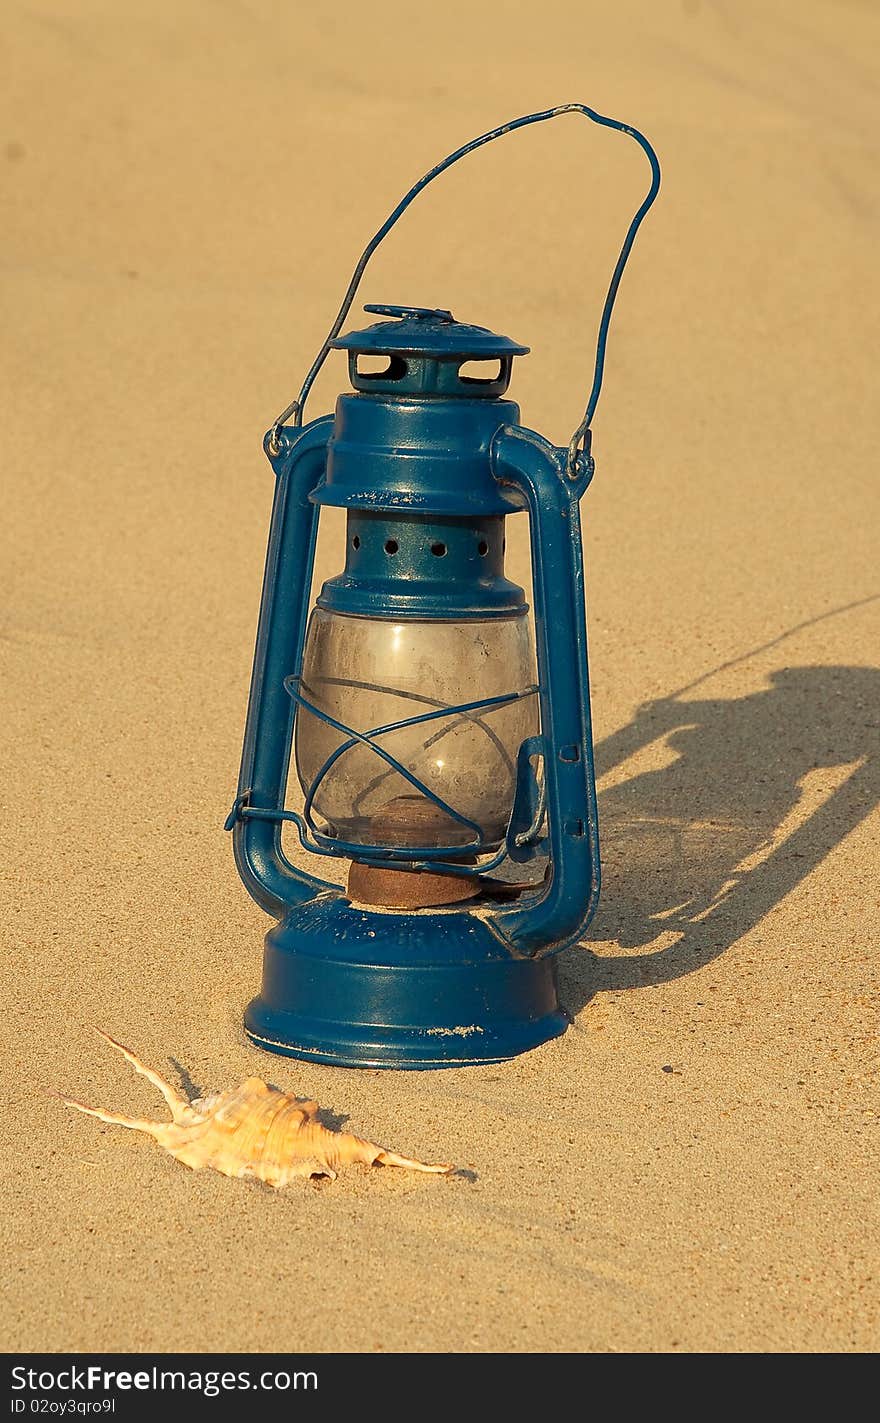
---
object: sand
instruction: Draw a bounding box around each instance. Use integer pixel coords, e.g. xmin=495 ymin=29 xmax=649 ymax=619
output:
xmin=2 ymin=0 xmax=878 ymax=1353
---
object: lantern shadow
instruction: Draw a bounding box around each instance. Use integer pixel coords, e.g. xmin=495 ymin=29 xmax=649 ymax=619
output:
xmin=558 ymin=663 xmax=880 ymax=1007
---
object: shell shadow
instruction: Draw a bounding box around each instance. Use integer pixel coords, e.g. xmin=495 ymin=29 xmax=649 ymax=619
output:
xmin=168 ymin=1057 xmax=204 ymax=1102
xmin=313 ymin=1105 xmax=350 ymax=1131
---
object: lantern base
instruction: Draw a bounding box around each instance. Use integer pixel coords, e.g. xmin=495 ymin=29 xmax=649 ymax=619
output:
xmin=243 ymin=893 xmax=568 ymax=1068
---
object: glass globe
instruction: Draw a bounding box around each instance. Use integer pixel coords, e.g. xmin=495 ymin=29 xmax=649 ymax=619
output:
xmin=294 ymin=609 xmax=538 ymax=852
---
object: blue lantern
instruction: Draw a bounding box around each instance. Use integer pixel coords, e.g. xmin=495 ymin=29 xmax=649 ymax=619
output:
xmin=226 ymin=104 xmax=660 ymax=1067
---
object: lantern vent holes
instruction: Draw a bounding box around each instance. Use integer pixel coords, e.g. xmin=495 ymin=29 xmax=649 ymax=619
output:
xmin=330 ymin=513 xmax=524 ymax=617
xmin=559 ymin=744 xmax=581 ymax=763
xmin=349 ymin=527 xmax=502 ymax=561
xmin=458 ymin=358 xmax=504 ymax=385
xmin=356 ymin=353 xmax=408 ymax=381
xmin=565 ymin=819 xmax=585 ymax=838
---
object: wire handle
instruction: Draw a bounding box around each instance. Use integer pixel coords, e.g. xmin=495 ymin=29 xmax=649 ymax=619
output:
xmin=268 ymin=102 xmax=661 ymax=475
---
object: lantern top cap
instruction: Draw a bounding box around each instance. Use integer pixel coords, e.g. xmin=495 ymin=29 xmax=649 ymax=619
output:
xmin=331 ymin=304 xmax=530 ymax=359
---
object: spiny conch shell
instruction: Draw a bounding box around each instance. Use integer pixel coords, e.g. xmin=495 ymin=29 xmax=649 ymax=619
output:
xmin=60 ymin=1031 xmax=453 ymax=1187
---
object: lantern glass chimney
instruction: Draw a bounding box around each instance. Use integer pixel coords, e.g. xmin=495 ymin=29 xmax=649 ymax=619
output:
xmin=295 ymin=610 xmax=538 ymax=851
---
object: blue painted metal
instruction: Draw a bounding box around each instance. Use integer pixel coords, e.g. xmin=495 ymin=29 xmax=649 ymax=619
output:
xmin=312 ymin=391 xmax=525 ymax=514
xmin=230 ymin=417 xmax=338 ymax=920
xmin=506 ymin=735 xmax=549 ymax=865
xmin=244 ymin=898 xmax=568 ymax=1068
xmin=230 ymin=103 xmax=660 ymax=1065
xmin=363 ymin=304 xmax=455 ymax=321
xmin=484 ymin=427 xmax=600 ymax=957
xmin=230 ymin=364 xmax=600 ymax=1062
xmin=334 ymin=307 xmax=528 ymax=356
xmin=317 ymin=511 xmax=526 ymax=619
xmin=334 ymin=309 xmax=524 ymax=401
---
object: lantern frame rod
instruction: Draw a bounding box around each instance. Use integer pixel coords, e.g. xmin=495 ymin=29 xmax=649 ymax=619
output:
xmin=268 ymin=102 xmax=661 ymax=476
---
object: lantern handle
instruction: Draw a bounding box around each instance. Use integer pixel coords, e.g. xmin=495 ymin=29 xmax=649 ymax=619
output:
xmin=268 ymin=102 xmax=661 ymax=478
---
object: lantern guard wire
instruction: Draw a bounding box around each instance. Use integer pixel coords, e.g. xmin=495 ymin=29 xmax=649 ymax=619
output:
xmin=228 ymin=679 xmax=541 ymax=877
xmin=268 ymin=102 xmax=661 ymax=476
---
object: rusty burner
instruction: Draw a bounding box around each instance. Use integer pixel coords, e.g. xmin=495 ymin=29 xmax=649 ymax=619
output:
xmin=345 ymin=798 xmax=481 ymax=908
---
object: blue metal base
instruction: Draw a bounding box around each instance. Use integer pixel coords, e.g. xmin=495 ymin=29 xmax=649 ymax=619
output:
xmin=243 ymin=894 xmax=567 ymax=1068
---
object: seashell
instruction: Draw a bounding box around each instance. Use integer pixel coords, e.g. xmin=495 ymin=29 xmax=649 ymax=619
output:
xmin=60 ymin=1030 xmax=453 ymax=1186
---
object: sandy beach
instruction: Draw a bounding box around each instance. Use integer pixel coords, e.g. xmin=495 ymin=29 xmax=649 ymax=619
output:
xmin=3 ymin=0 xmax=878 ymax=1352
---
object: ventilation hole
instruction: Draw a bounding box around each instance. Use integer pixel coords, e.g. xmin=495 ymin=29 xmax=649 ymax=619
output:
xmin=355 ymin=353 xmax=407 ymax=379
xmin=384 ymin=539 xmax=399 ymax=555
xmin=430 ymin=542 xmax=447 ymax=557
xmin=477 ymin=539 xmax=489 ymax=556
xmin=559 ymin=744 xmax=581 ymax=763
xmin=564 ymin=819 xmax=585 ymax=838
xmin=458 ymin=358 xmax=504 ymax=384
xmin=352 ymin=535 xmax=360 ymax=550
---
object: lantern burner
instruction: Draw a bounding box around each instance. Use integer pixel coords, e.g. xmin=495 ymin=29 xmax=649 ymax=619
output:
xmin=346 ymin=861 xmax=481 ymax=911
